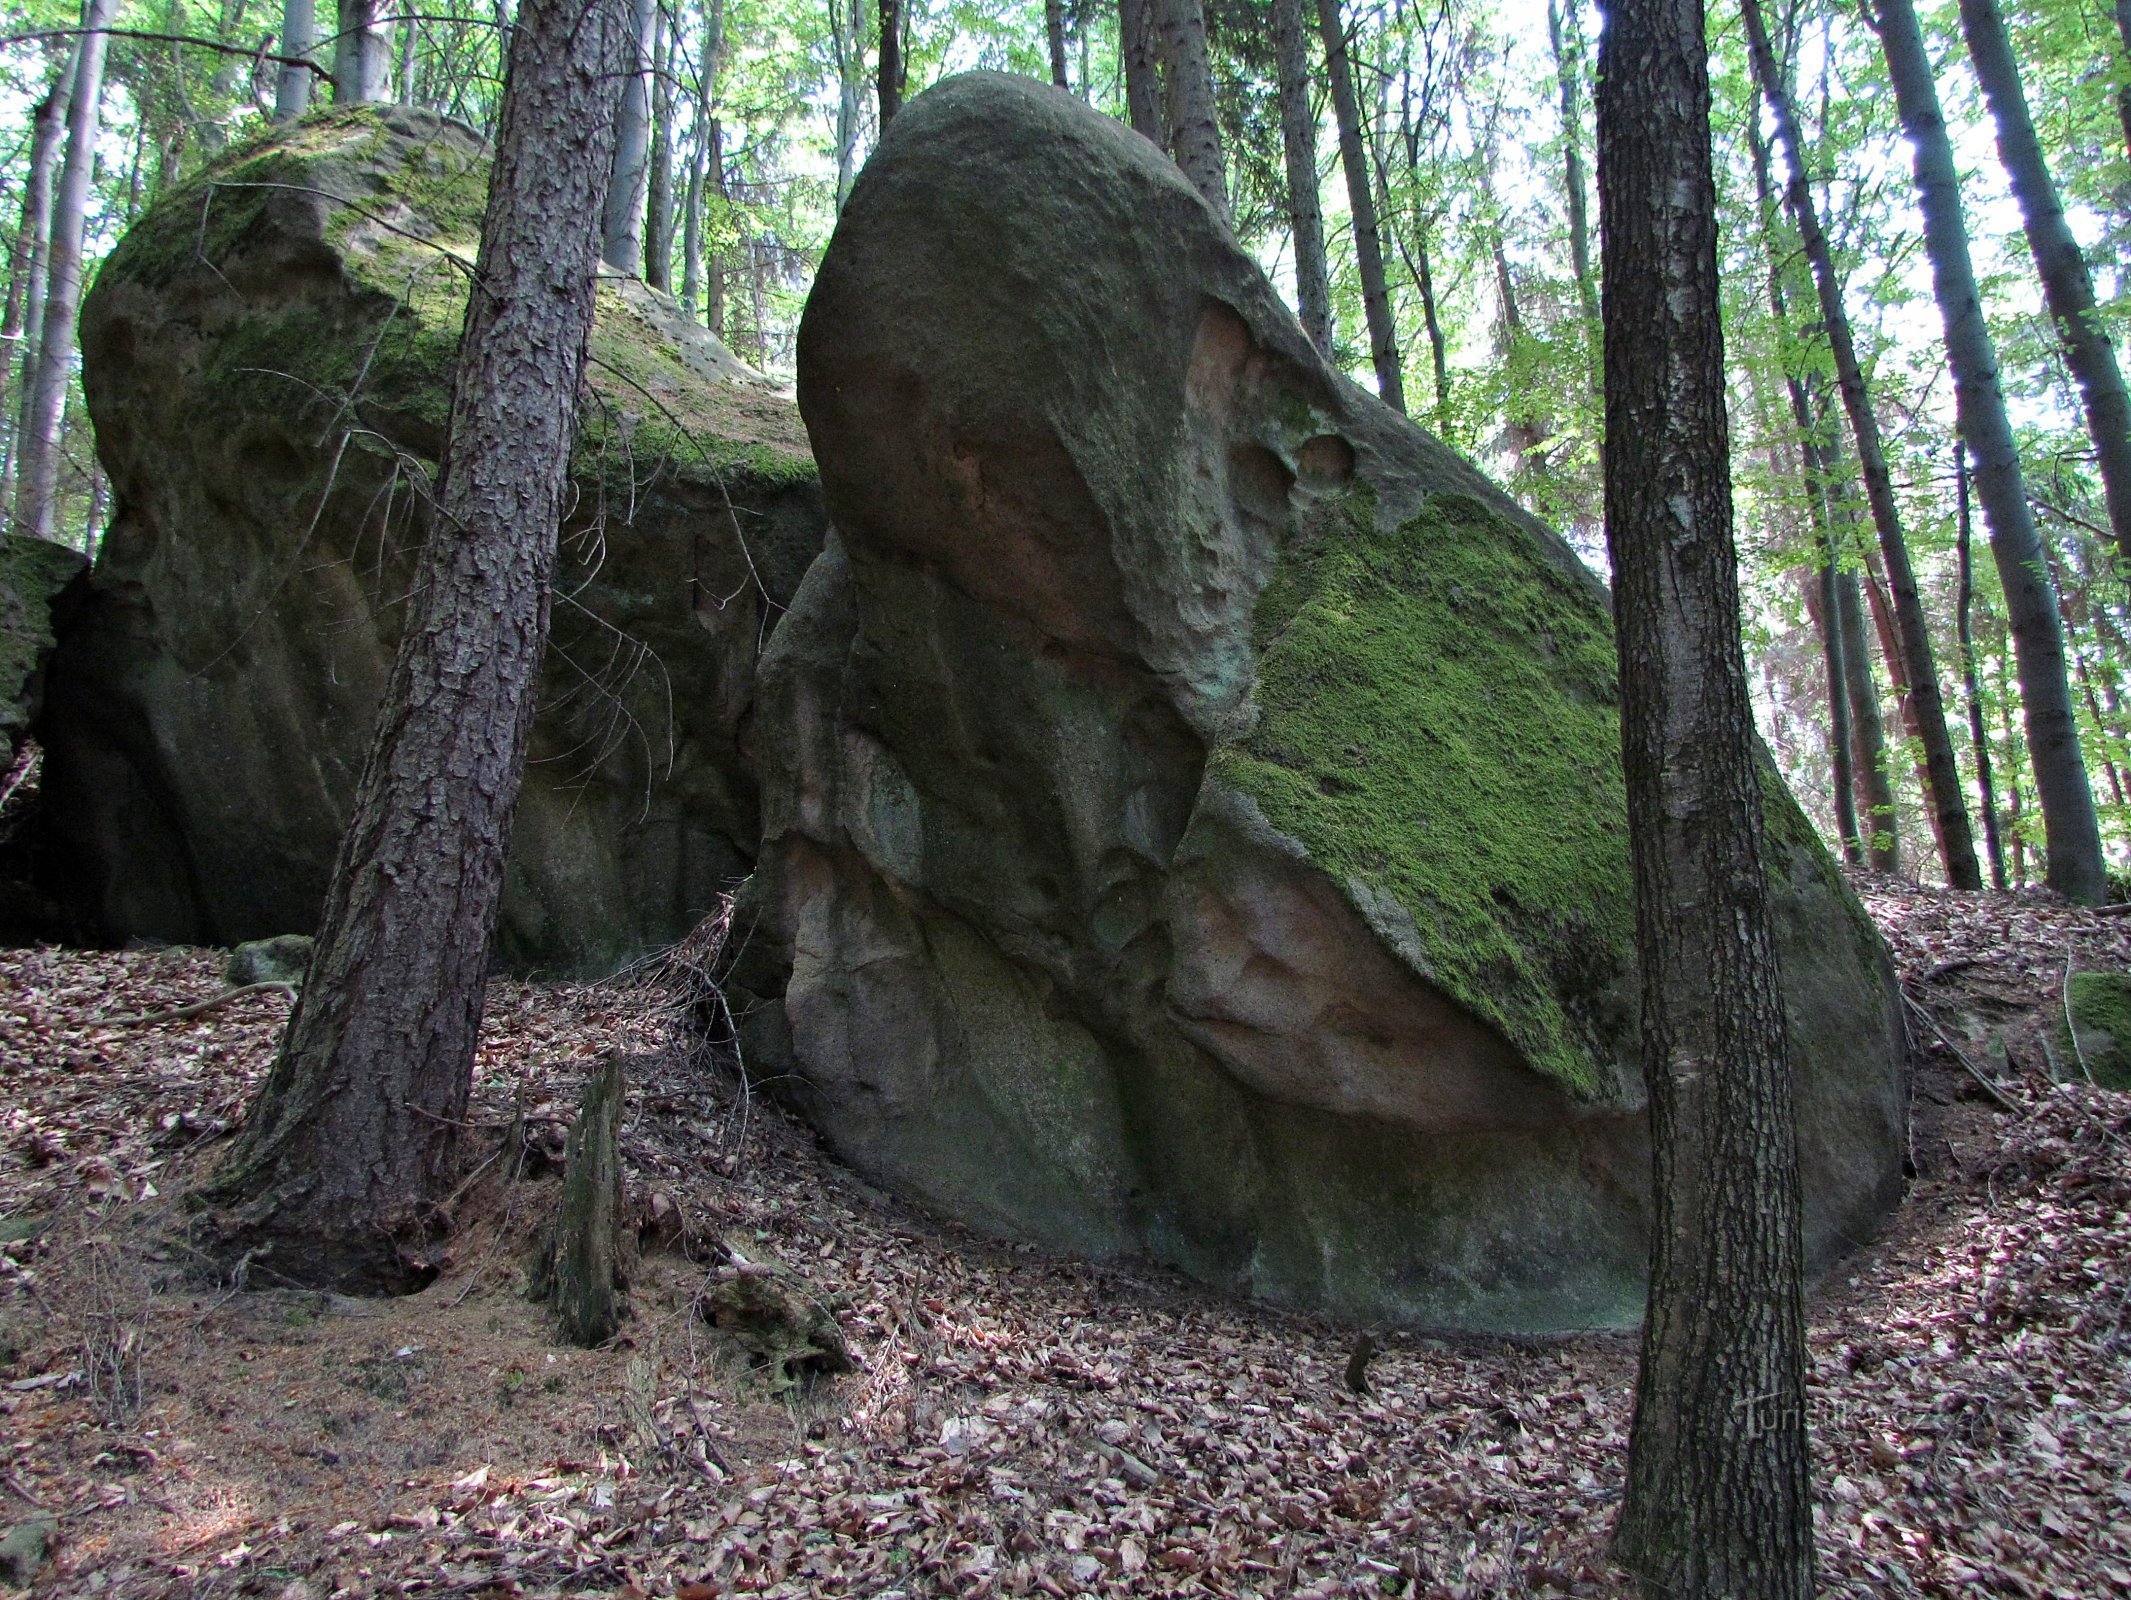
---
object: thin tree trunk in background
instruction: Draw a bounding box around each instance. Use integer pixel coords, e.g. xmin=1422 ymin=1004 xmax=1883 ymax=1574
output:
xmin=1872 ymin=0 xmax=2106 ymax=904
xmin=2116 ymin=0 xmax=2131 ymax=172
xmin=1546 ymin=0 xmax=1599 ymax=379
xmin=1272 ymin=0 xmax=1331 ymax=356
xmin=704 ymin=114 xmax=728 ymax=334
xmin=333 ymin=0 xmax=389 ymax=102
xmin=1414 ymin=227 xmax=1450 ymax=430
xmin=878 ymin=0 xmax=902 ymax=124
xmin=602 ymin=0 xmax=655 ymax=270
xmin=681 ymin=126 xmax=704 ymax=311
xmin=1046 ymin=0 xmax=1070 ymax=88
xmin=1155 ymin=0 xmax=1228 ymax=221
xmin=1836 ymin=560 xmax=1902 ymax=871
xmin=1 ymin=72 xmax=68 ymax=522
xmin=276 ymin=0 xmax=314 ymax=118
xmin=16 ymin=0 xmax=113 ymax=547
xmin=646 ymin=5 xmax=675 ymax=292
xmin=829 ymin=0 xmax=863 ymax=210
xmin=1317 ymin=0 xmax=1403 ymax=411
xmin=200 ymin=0 xmax=634 ymax=1291
xmin=1120 ymin=0 xmax=1162 ymax=142
xmin=1596 ymin=0 xmax=1814 ymax=1580
xmin=1998 ymin=639 xmax=2028 ymax=883
xmin=1959 ymin=0 xmax=2131 ymax=576
xmin=1742 ymin=0 xmax=1981 ymax=890
xmin=396 ymin=12 xmax=416 ymax=104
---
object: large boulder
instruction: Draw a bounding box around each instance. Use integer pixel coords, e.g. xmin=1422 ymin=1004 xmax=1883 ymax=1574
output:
xmin=731 ymin=73 xmax=1905 ymax=1331
xmin=40 ymin=107 xmax=826 ymax=971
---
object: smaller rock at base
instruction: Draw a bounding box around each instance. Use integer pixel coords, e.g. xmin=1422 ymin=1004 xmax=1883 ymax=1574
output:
xmin=0 ymin=1514 xmax=56 ymax=1588
xmin=223 ymin=934 xmax=314 ymax=989
xmin=2061 ymin=971 xmax=2131 ymax=1089
xmin=701 ymin=1269 xmax=851 ymax=1391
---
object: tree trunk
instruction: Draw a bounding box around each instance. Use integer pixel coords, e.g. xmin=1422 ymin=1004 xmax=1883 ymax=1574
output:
xmin=1871 ymin=0 xmax=2106 ymax=903
xmin=1046 ymin=0 xmax=1070 ymax=89
xmin=200 ymin=0 xmax=634 ymax=1292
xmin=1959 ymin=0 xmax=2131 ymax=576
xmin=1316 ymin=0 xmax=1403 ymax=412
xmin=333 ymin=0 xmax=390 ymax=103
xmin=830 ymin=0 xmax=864 ymax=210
xmin=529 ymin=1057 xmax=629 ymax=1346
xmin=1119 ymin=0 xmax=1161 ymax=142
xmin=396 ymin=12 xmax=416 ymax=104
xmin=276 ymin=0 xmax=315 ymax=119
xmin=1835 ymin=559 xmax=1901 ymax=871
xmin=1 ymin=72 xmax=69 ymax=521
xmin=1271 ymin=0 xmax=1331 ymax=355
xmin=1598 ymin=0 xmax=1816 ymax=1585
xmin=1546 ymin=0 xmax=1599 ymax=376
xmin=879 ymin=0 xmax=902 ymax=124
xmin=602 ymin=0 xmax=656 ymax=271
xmin=1155 ymin=0 xmax=1228 ymax=221
xmin=1741 ymin=0 xmax=1981 ymax=890
xmin=15 ymin=0 xmax=112 ymax=547
xmin=645 ymin=5 xmax=675 ymax=292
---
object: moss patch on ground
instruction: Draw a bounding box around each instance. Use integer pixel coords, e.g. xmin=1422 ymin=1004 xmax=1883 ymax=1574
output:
xmin=1209 ymin=491 xmax=1633 ymax=1096
xmin=2061 ymin=970 xmax=2131 ymax=1089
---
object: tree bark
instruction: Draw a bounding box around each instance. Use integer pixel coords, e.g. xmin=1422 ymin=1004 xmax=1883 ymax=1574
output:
xmin=1045 ymin=0 xmax=1070 ymax=89
xmin=1741 ymin=0 xmax=1981 ymax=890
xmin=646 ymin=4 xmax=675 ymax=292
xmin=1958 ymin=0 xmax=2131 ymax=577
xmin=1271 ymin=0 xmax=1331 ymax=355
xmin=1119 ymin=0 xmax=1162 ymax=142
xmin=1155 ymin=0 xmax=1228 ymax=221
xmin=1871 ymin=0 xmax=2106 ymax=903
xmin=333 ymin=0 xmax=390 ymax=103
xmin=1 ymin=70 xmax=69 ymax=522
xmin=1317 ymin=0 xmax=1402 ymax=412
xmin=878 ymin=0 xmax=902 ymax=124
xmin=1597 ymin=0 xmax=1815 ymax=1586
xmin=603 ymin=0 xmax=656 ymax=271
xmin=275 ymin=0 xmax=315 ymax=119
xmin=200 ymin=0 xmax=634 ymax=1292
xmin=15 ymin=0 xmax=112 ymax=547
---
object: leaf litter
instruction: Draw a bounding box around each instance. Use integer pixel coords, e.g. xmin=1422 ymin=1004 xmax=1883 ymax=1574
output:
xmin=0 ymin=874 xmax=2126 ymax=1598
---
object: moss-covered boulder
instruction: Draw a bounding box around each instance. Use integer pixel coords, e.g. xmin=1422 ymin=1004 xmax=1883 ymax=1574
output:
xmin=38 ymin=107 xmax=826 ymax=970
xmin=729 ymin=72 xmax=1905 ymax=1331
xmin=2061 ymin=971 xmax=2131 ymax=1088
xmin=0 ymin=534 xmax=85 ymax=770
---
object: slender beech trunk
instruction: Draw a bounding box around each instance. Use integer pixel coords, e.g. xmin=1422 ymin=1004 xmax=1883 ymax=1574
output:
xmin=1741 ymin=0 xmax=1980 ymax=889
xmin=1413 ymin=227 xmax=1450 ymax=430
xmin=603 ymin=0 xmax=656 ymax=270
xmin=396 ymin=12 xmax=416 ymax=103
xmin=2117 ymin=0 xmax=2131 ymax=177
xmin=1155 ymin=0 xmax=1228 ymax=220
xmin=1546 ymin=0 xmax=1599 ymax=379
xmin=2 ymin=73 xmax=68 ymax=522
xmin=1998 ymin=638 xmax=2028 ymax=882
xmin=682 ymin=0 xmax=723 ymax=315
xmin=333 ymin=0 xmax=390 ymax=102
xmin=201 ymin=0 xmax=634 ymax=1291
xmin=1872 ymin=0 xmax=2106 ymax=902
xmin=829 ymin=0 xmax=863 ymax=210
xmin=1836 ymin=556 xmax=1902 ymax=870
xmin=1597 ymin=0 xmax=1813 ymax=1582
xmin=646 ymin=6 xmax=675 ymax=292
xmin=1046 ymin=0 xmax=1071 ymax=88
xmin=276 ymin=0 xmax=315 ymax=119
xmin=1317 ymin=0 xmax=1403 ymax=411
xmin=15 ymin=0 xmax=112 ymax=547
xmin=879 ymin=0 xmax=902 ymax=123
xmin=1959 ymin=0 xmax=2131 ymax=575
xmin=1120 ymin=0 xmax=1162 ymax=142
xmin=681 ymin=127 xmax=705 ymax=312
xmin=1272 ymin=0 xmax=1331 ymax=355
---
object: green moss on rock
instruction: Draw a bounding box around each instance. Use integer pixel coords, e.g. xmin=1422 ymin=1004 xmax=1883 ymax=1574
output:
xmin=1210 ymin=490 xmax=1631 ymax=1096
xmin=2061 ymin=971 xmax=2131 ymax=1089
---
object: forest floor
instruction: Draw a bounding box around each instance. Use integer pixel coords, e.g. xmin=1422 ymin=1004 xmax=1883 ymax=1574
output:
xmin=1 ymin=879 xmax=2128 ymax=1599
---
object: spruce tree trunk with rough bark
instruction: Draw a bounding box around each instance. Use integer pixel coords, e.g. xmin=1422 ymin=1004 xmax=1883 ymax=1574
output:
xmin=1272 ymin=0 xmax=1331 ymax=355
xmin=15 ymin=0 xmax=112 ymax=546
xmin=199 ymin=0 xmax=634 ymax=1293
xmin=1120 ymin=0 xmax=1162 ymax=143
xmin=603 ymin=0 xmax=656 ymax=271
xmin=1958 ymin=0 xmax=2131 ymax=575
xmin=1317 ymin=0 xmax=1403 ymax=412
xmin=1155 ymin=0 xmax=1227 ymax=221
xmin=1597 ymin=0 xmax=1814 ymax=1585
xmin=276 ymin=0 xmax=315 ymax=120
xmin=1871 ymin=0 xmax=2106 ymax=904
xmin=1741 ymin=0 xmax=1980 ymax=890
xmin=333 ymin=0 xmax=390 ymax=103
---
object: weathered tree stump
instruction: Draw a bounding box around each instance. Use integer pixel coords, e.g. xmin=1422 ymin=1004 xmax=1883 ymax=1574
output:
xmin=529 ymin=1056 xmax=628 ymax=1346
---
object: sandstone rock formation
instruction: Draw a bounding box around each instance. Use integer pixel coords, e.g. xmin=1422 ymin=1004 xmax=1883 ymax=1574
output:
xmin=40 ymin=107 xmax=826 ymax=970
xmin=0 ymin=534 xmax=84 ymax=771
xmin=729 ymin=72 xmax=1906 ymax=1330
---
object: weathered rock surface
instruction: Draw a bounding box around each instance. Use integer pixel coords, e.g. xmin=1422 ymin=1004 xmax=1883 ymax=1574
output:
xmin=39 ymin=107 xmax=826 ymax=970
xmin=0 ymin=534 xmax=85 ymax=770
xmin=730 ymin=72 xmax=1906 ymax=1330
